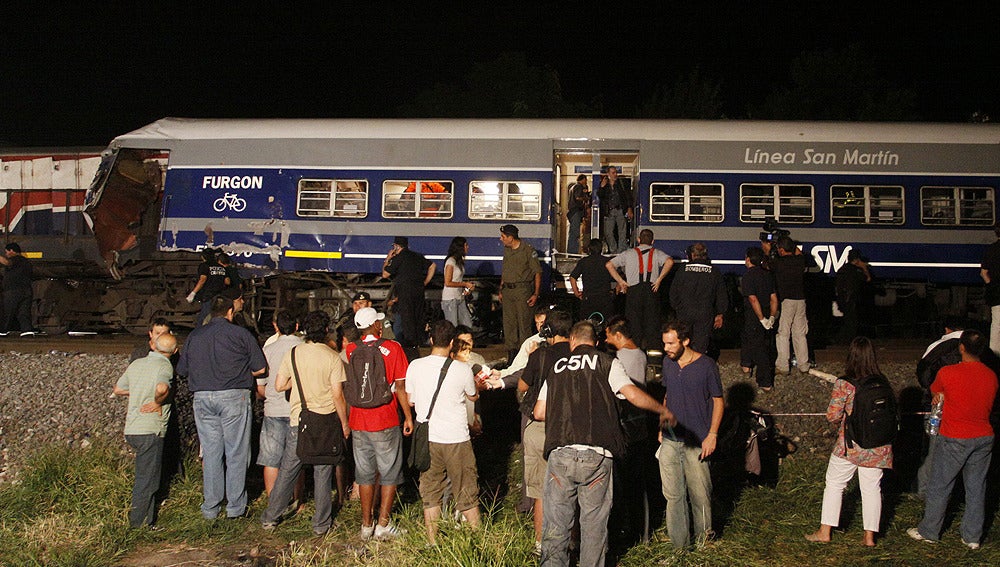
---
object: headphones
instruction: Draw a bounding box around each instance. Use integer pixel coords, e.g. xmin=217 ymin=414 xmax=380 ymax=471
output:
xmin=539 ymin=322 xmax=555 ymax=339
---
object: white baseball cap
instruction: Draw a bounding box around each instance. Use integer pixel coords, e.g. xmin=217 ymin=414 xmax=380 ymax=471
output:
xmin=354 ymin=307 xmax=385 ymax=329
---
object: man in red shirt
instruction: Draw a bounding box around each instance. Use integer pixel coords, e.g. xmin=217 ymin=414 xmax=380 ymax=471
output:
xmin=347 ymin=307 xmax=413 ymax=540
xmin=909 ymin=330 xmax=998 ymax=550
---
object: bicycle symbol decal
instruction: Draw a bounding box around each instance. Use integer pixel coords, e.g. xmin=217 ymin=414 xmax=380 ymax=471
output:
xmin=213 ymin=192 xmax=247 ymax=212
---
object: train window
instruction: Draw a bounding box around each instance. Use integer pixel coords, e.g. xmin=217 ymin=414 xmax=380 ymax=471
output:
xmin=382 ymin=180 xmax=454 ymax=219
xmin=296 ymin=179 xmax=368 ymax=218
xmin=468 ymin=181 xmax=543 ymax=220
xmin=649 ymin=183 xmax=724 ymax=222
xmin=920 ymin=186 xmax=995 ymax=226
xmin=830 ymin=185 xmax=904 ymax=225
xmin=739 ymin=184 xmax=814 ymax=224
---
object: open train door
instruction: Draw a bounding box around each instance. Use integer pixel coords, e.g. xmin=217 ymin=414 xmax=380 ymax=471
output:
xmin=552 ymin=144 xmax=640 ymax=258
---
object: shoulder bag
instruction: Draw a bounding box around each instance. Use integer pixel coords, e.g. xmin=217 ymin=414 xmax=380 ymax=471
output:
xmin=292 ymin=347 xmax=346 ymax=465
xmin=408 ymin=357 xmax=453 ymax=472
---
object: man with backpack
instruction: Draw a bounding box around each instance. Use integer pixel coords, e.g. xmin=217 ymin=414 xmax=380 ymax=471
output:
xmin=909 ymin=330 xmax=998 ymax=550
xmin=345 ymin=307 xmax=413 ymax=540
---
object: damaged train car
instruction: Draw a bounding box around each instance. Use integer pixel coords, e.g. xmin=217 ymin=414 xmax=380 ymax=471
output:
xmin=19 ymin=117 xmax=1000 ymax=335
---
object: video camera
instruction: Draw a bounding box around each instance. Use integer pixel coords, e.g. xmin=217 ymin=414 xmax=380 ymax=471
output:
xmin=758 ymin=219 xmax=791 ymax=244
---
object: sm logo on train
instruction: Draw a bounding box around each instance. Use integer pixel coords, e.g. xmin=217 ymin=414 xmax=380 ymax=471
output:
xmin=810 ymin=245 xmax=855 ymax=274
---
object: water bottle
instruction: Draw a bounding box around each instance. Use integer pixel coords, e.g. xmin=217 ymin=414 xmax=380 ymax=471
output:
xmin=926 ymin=396 xmax=944 ymax=436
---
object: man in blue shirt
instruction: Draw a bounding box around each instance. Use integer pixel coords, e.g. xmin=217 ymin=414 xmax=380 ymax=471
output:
xmin=658 ymin=319 xmax=725 ymax=550
xmin=177 ymin=295 xmax=266 ymax=519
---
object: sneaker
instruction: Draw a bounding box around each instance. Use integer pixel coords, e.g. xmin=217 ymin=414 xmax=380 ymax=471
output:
xmin=533 ymin=541 xmax=542 ymax=557
xmin=907 ymin=527 xmax=937 ymax=543
xmin=374 ymin=522 xmax=404 ymax=540
xmin=19 ymin=331 xmax=35 ymax=337
xmin=262 ymin=522 xmax=277 ymax=531
xmin=360 ymin=524 xmax=375 ymax=540
xmin=0 ymin=332 xmax=8 ymax=336
xmin=961 ymin=539 xmax=980 ymax=550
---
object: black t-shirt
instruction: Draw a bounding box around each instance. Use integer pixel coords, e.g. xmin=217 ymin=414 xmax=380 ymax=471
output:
xmin=771 ymin=254 xmax=806 ymax=301
xmin=196 ymin=262 xmax=228 ymax=301
xmin=2 ymin=255 xmax=32 ymax=291
xmin=742 ymin=266 xmax=775 ymax=317
xmin=385 ymin=248 xmax=431 ymax=290
xmin=570 ymin=254 xmax=613 ymax=298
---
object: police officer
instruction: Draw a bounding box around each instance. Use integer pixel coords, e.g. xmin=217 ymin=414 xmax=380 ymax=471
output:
xmin=499 ymin=224 xmax=542 ymax=362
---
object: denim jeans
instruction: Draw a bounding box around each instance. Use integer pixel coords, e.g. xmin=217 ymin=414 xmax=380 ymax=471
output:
xmin=260 ymin=426 xmax=334 ymax=534
xmin=541 ymin=447 xmax=613 ymax=567
xmin=916 ymin=434 xmax=939 ymax=498
xmin=193 ymin=389 xmax=252 ymax=518
xmin=126 ymin=434 xmax=164 ymax=527
xmin=917 ymin=434 xmax=994 ymax=543
xmin=658 ymin=437 xmax=713 ymax=549
xmin=442 ymin=298 xmax=473 ymax=328
xmin=603 ymin=208 xmax=627 ymax=253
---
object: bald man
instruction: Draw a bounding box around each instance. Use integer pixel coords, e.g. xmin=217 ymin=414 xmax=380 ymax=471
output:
xmin=114 ymin=332 xmax=178 ymax=528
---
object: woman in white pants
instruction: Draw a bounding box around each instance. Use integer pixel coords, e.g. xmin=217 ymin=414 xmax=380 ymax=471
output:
xmin=805 ymin=337 xmax=893 ymax=547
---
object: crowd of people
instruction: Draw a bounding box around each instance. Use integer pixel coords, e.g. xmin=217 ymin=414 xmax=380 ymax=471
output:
xmin=28 ymin=221 xmax=1000 ymax=559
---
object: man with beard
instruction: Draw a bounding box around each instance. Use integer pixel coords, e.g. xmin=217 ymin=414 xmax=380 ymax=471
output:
xmin=657 ymin=319 xmax=724 ymax=550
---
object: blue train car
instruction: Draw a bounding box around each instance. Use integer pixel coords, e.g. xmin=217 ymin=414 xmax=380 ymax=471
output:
xmin=84 ymin=118 xmax=1000 ymax=330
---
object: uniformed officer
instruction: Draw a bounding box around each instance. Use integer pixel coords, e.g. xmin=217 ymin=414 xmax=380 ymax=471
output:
xmin=606 ymin=229 xmax=674 ymax=350
xmin=499 ymin=224 xmax=542 ymax=361
xmin=668 ymin=242 xmax=727 ymax=355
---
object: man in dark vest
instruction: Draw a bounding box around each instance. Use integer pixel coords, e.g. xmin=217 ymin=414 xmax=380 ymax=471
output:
xmin=533 ymin=321 xmax=674 ymax=567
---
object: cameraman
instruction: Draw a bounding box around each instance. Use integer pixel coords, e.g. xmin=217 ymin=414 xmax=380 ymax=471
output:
xmin=771 ymin=236 xmax=810 ymax=374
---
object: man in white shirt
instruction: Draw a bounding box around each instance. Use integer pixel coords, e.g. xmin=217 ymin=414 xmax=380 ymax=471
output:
xmin=405 ymin=319 xmax=481 ymax=544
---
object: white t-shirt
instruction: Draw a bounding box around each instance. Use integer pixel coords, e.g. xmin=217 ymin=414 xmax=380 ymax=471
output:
xmin=405 ymin=355 xmax=476 ymax=444
xmin=442 ymin=257 xmax=465 ymax=301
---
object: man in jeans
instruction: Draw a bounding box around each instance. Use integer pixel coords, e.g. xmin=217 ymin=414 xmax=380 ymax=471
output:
xmin=533 ymin=321 xmax=673 ymax=567
xmin=257 ymin=310 xmax=303 ymax=499
xmin=177 ymin=295 xmax=266 ymax=519
xmin=658 ymin=319 xmax=725 ymax=550
xmin=261 ymin=310 xmax=349 ymax=536
xmin=113 ymin=333 xmax=177 ymax=527
xmin=909 ymin=329 xmax=998 ymax=550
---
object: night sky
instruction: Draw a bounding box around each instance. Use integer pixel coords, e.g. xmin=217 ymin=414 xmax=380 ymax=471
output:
xmin=2 ymin=2 xmax=998 ymax=147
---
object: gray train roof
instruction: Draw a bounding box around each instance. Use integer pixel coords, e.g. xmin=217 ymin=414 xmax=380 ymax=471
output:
xmin=110 ymin=118 xmax=1000 ymax=174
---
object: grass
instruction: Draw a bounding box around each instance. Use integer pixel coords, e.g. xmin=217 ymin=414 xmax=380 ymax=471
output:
xmin=1 ymin=439 xmax=998 ymax=566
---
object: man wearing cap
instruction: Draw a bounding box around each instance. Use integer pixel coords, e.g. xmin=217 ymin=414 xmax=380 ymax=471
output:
xmin=352 ymin=291 xmax=373 ymax=313
xmin=0 ymin=242 xmax=35 ymax=336
xmin=382 ymin=236 xmax=435 ymax=349
xmin=346 ymin=306 xmax=413 ymax=540
xmin=500 ymin=224 xmax=543 ymax=362
xmin=606 ymin=229 xmax=674 ymax=350
xmin=177 ymin=295 xmax=266 ymax=519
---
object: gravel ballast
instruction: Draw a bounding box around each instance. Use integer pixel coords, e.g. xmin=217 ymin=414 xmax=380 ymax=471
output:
xmin=0 ymin=347 xmax=923 ymax=484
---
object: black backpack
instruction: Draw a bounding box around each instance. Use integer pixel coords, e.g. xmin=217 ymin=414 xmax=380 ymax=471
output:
xmin=344 ymin=339 xmax=394 ymax=409
xmin=844 ymin=374 xmax=898 ymax=449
